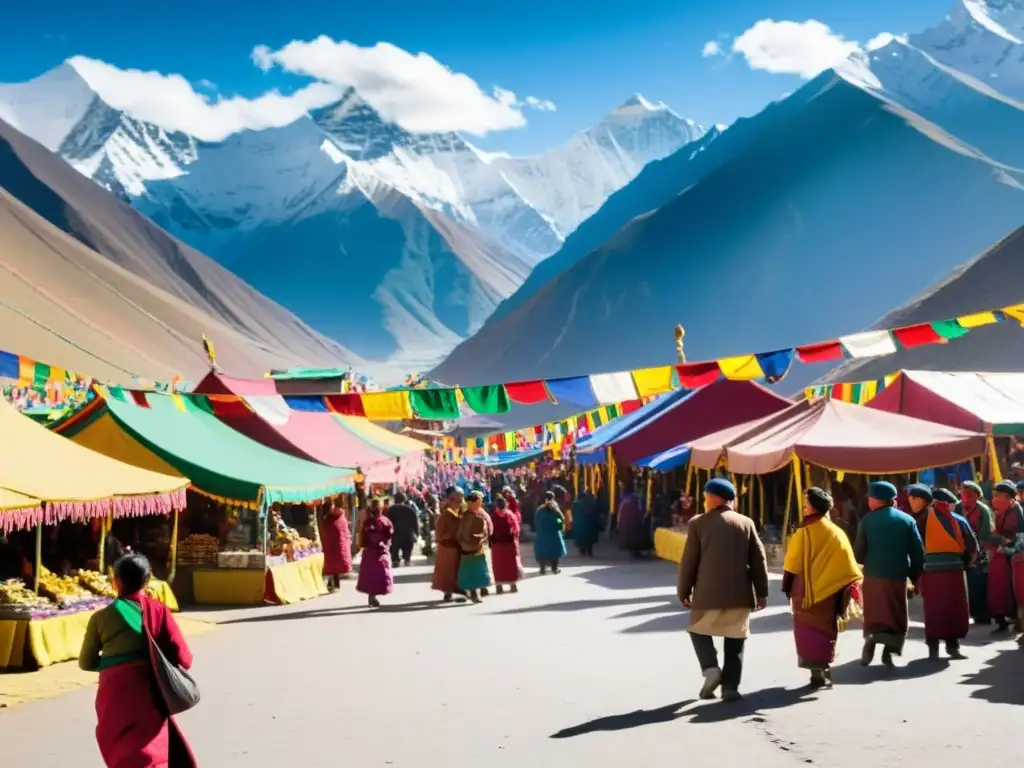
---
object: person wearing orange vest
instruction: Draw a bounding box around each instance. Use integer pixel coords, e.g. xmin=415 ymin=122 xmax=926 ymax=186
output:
xmin=908 ymin=485 xmax=978 ymax=660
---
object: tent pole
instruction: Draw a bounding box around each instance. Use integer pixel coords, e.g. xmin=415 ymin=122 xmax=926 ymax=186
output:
xmin=645 ymin=470 xmax=654 ymax=516
xmin=97 ymin=515 xmax=107 ymax=574
xmin=786 ymin=456 xmax=804 ymax=549
xmin=782 ymin=465 xmax=795 ymax=549
xmin=986 ymin=434 xmax=1003 ymax=482
xmin=756 ymin=474 xmax=765 ymax=529
xmin=746 ymin=476 xmax=754 ymax=520
xmin=34 ymin=521 xmax=43 ymax=594
xmin=168 ymin=509 xmax=180 ymax=585
xmin=606 ymin=448 xmax=616 ymax=534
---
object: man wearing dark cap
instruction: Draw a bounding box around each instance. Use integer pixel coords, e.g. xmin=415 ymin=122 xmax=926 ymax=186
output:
xmin=854 ymin=481 xmax=924 ymax=667
xmin=677 ymin=478 xmax=768 ymax=702
xmin=915 ymin=487 xmax=978 ymax=659
xmin=986 ymin=480 xmax=1024 ymax=632
xmin=956 ymin=480 xmax=997 ymax=624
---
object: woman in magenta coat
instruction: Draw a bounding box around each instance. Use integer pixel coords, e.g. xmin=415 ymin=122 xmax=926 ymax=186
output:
xmin=318 ymin=498 xmax=353 ymax=591
xmin=490 ymin=496 xmax=523 ymax=593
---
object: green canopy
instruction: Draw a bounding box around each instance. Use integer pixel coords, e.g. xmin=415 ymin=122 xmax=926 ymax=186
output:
xmin=103 ymin=391 xmax=355 ymax=506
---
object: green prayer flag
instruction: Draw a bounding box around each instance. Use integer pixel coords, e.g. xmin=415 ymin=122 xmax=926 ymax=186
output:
xmin=107 ymin=386 xmax=127 ymax=402
xmin=851 ymin=382 xmax=864 ymax=404
xmin=605 ymin=405 xmax=617 ymax=420
xmin=409 ymin=388 xmax=460 ymax=420
xmin=33 ymin=362 xmax=50 ymax=389
xmin=931 ymin=319 xmax=970 ymax=340
xmin=459 ymin=385 xmax=511 ymax=415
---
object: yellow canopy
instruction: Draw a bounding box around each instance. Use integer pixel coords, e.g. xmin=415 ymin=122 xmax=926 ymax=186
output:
xmin=0 ymin=400 xmax=188 ymax=532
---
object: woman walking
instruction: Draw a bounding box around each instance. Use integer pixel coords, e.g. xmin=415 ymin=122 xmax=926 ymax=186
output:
xmin=782 ymin=488 xmax=862 ymax=688
xmin=79 ymin=553 xmax=197 ymax=767
xmin=432 ymin=487 xmax=464 ymax=602
xmin=572 ymin=489 xmax=600 ymax=557
xmin=457 ymin=491 xmax=493 ymax=602
xmin=318 ymin=497 xmax=353 ymax=591
xmin=490 ymin=496 xmax=523 ymax=594
xmin=534 ymin=491 xmax=567 ymax=574
xmin=356 ymin=498 xmax=395 ymax=608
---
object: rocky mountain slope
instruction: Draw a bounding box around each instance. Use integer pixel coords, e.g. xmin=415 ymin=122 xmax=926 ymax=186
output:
xmin=432 ymin=0 xmax=1024 ymax=385
xmin=0 ymin=118 xmax=359 ymax=384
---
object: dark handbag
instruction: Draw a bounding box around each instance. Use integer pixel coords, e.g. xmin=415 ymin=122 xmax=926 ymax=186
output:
xmin=145 ymin=624 xmax=200 ymax=716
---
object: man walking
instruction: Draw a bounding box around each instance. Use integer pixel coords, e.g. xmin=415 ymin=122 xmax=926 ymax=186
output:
xmin=855 ymin=481 xmax=925 ymax=667
xmin=677 ymin=478 xmax=769 ymax=702
xmin=386 ymin=492 xmax=419 ymax=567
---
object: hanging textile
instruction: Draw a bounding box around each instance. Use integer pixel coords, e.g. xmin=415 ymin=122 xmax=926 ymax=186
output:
xmin=545 ymin=377 xmax=599 ymax=409
xmin=892 ymin=324 xmax=942 ymax=348
xmin=505 ymin=380 xmax=550 ymax=404
xmin=716 ymin=355 xmax=764 ymax=381
xmin=589 ymin=372 xmax=638 ymax=404
xmin=839 ymin=331 xmax=897 ymax=358
xmin=459 ymin=385 xmax=511 ymax=415
xmin=631 ymin=366 xmax=674 ymax=397
xmin=675 ymin=362 xmax=720 ymax=389
xmin=361 ymin=391 xmax=414 ymax=420
xmin=755 ymin=349 xmax=794 ymax=382
xmin=323 ymin=394 xmax=366 ymax=417
xmin=409 ymin=389 xmax=460 ymax=420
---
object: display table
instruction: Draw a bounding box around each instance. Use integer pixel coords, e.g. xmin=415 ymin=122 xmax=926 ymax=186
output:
xmin=191 ymin=553 xmax=326 ymax=606
xmin=0 ymin=606 xmax=101 ymax=670
xmin=147 ymin=578 xmax=179 ymax=612
xmin=654 ymin=527 xmax=687 ymax=564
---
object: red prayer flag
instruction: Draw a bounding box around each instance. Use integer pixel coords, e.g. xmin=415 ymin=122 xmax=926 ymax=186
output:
xmin=796 ymin=340 xmax=844 ymax=364
xmin=675 ymin=362 xmax=721 ymax=389
xmin=619 ymin=399 xmax=643 ymax=414
xmin=324 ymin=394 xmax=367 ymax=417
xmin=892 ymin=323 xmax=943 ymax=348
xmin=129 ymin=390 xmax=150 ymax=408
xmin=505 ymin=380 xmax=550 ymax=404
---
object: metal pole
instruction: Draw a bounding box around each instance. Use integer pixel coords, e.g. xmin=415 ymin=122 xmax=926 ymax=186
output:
xmin=168 ymin=509 xmax=180 ymax=585
xmin=33 ymin=521 xmax=43 ymax=594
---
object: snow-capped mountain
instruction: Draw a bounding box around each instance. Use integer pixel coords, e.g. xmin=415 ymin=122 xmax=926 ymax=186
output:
xmin=432 ymin=0 xmax=1024 ymax=387
xmin=492 ymin=94 xmax=707 ymax=235
xmin=0 ymin=63 xmax=96 ymax=152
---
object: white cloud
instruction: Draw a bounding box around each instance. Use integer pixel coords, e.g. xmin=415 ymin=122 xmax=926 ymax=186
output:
xmin=251 ymin=37 xmax=555 ymax=135
xmin=701 ymin=40 xmax=722 ymax=57
xmin=69 ymin=56 xmax=341 ymax=141
xmin=731 ymin=19 xmax=861 ymax=79
xmin=66 ymin=39 xmax=553 ymax=141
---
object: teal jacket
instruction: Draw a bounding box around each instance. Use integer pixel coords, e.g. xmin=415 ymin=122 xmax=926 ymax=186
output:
xmin=854 ymin=505 xmax=925 ymax=581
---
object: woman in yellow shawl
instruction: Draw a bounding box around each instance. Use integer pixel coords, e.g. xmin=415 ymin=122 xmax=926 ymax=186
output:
xmin=783 ymin=487 xmax=863 ymax=688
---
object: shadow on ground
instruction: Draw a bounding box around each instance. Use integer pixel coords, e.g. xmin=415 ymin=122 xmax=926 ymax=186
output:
xmin=829 ymin=656 xmax=952 ymax=686
xmin=217 ymin=599 xmax=470 ymax=624
xmin=550 ymin=686 xmax=818 ymax=737
xmin=960 ymin=642 xmax=1024 ymax=705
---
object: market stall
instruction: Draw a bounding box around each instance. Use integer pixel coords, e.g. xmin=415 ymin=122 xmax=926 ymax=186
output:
xmin=196 ymin=372 xmax=427 ymax=484
xmin=688 ymin=397 xmax=987 ymax=547
xmin=0 ymin=400 xmax=187 ymax=670
xmin=56 ymin=387 xmax=356 ymax=606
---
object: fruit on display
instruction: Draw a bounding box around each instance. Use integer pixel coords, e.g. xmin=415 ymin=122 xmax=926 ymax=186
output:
xmin=38 ymin=566 xmax=95 ymax=607
xmin=0 ymin=578 xmax=54 ymax=609
xmin=79 ymin=569 xmax=117 ymax=598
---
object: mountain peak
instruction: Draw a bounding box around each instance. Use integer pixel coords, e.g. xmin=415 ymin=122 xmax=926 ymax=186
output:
xmin=612 ymin=93 xmax=670 ymax=115
xmin=0 ymin=61 xmax=97 ymax=151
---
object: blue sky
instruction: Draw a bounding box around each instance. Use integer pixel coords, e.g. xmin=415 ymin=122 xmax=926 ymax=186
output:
xmin=2 ymin=0 xmax=953 ymax=154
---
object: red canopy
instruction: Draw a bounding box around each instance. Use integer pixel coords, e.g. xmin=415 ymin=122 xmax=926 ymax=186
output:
xmin=612 ymin=379 xmax=793 ymax=465
xmin=689 ymin=397 xmax=986 ymax=475
xmin=197 ymin=373 xmax=424 ymax=484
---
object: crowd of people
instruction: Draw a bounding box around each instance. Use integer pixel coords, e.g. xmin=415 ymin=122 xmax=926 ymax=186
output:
xmin=677 ymin=475 xmax=1024 ymax=701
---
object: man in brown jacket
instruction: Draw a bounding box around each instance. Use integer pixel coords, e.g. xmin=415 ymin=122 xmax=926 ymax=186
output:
xmin=677 ymin=478 xmax=769 ymax=702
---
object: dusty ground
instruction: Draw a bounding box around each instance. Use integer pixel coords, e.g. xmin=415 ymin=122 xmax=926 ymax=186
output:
xmin=1 ymin=553 xmax=1022 ymax=767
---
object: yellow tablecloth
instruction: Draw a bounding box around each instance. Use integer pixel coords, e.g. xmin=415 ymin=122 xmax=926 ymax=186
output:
xmin=654 ymin=527 xmax=687 ymax=564
xmin=268 ymin=554 xmax=327 ymax=605
xmin=0 ymin=609 xmax=96 ymax=670
xmin=192 ymin=568 xmax=266 ymax=606
xmin=147 ymin=578 xmax=179 ymax=612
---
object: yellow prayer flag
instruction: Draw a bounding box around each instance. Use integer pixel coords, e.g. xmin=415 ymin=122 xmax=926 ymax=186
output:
xmin=360 ymin=391 xmax=413 ymax=421
xmin=17 ymin=357 xmax=33 ymax=384
xmin=956 ymin=311 xmax=998 ymax=328
xmin=170 ymin=393 xmax=187 ymax=412
xmin=883 ymin=372 xmax=900 ymax=388
xmin=1001 ymin=304 xmax=1024 ymax=326
xmin=631 ymin=366 xmax=674 ymax=397
xmin=860 ymin=380 xmax=878 ymax=403
xmin=716 ymin=355 xmax=765 ymax=381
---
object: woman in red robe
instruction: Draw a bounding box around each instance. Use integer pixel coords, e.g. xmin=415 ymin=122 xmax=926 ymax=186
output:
xmin=318 ymin=498 xmax=353 ymax=591
xmin=503 ymin=487 xmax=522 ymax=524
xmin=988 ymin=481 xmax=1024 ymax=632
xmin=490 ymin=495 xmax=523 ymax=593
xmin=80 ymin=553 xmax=197 ymax=767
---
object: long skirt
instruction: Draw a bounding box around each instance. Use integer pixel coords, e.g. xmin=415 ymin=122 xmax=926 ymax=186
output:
xmin=457 ymin=552 xmax=493 ymax=591
xmin=319 ymin=515 xmax=353 ymax=576
xmin=862 ymin=575 xmax=909 ymax=654
xmin=96 ymin=660 xmax=197 ymax=768
xmin=966 ymin=564 xmax=989 ymax=621
xmin=431 ymin=544 xmax=461 ymax=593
xmin=791 ymin=577 xmax=844 ymax=670
xmin=356 ymin=551 xmax=394 ymax=596
xmin=919 ymin=569 xmax=970 ymax=641
xmin=491 ymin=541 xmax=523 ymax=584
xmin=988 ymin=551 xmax=1016 ymax=619
xmin=1014 ymin=554 xmax=1024 ymax=624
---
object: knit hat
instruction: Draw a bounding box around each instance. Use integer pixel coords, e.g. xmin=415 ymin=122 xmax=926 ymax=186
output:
xmin=869 ymin=481 xmax=898 ymax=503
xmin=806 ymin=487 xmax=833 ymax=515
xmin=932 ymin=488 xmax=957 ymax=505
xmin=906 ymin=483 xmax=933 ymax=502
xmin=704 ymin=477 xmax=736 ymax=502
xmin=993 ymin=480 xmax=1017 ymax=497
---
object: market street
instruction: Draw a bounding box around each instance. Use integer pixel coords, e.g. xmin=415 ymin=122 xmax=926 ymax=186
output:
xmin=2 ymin=554 xmax=1022 ymax=767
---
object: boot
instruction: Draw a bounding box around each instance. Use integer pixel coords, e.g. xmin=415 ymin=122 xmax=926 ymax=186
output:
xmin=368 ymin=596 xmax=381 ymax=608
xmin=510 ymin=583 xmax=518 ymax=594
xmin=946 ymin=641 xmax=966 ymax=660
xmin=881 ymin=648 xmax=895 ymax=668
xmin=698 ymin=666 xmax=722 ymax=700
xmin=721 ymin=688 xmax=743 ymax=703
xmin=927 ymin=642 xmax=940 ymax=661
xmin=480 ymin=587 xmax=490 ymax=597
xmin=860 ymin=639 xmax=876 ymax=667
xmin=469 ymin=590 xmax=481 ymax=604
xmin=539 ymin=564 xmax=548 ymax=575
xmin=496 ymin=584 xmax=504 ymax=595
xmin=809 ymin=669 xmax=831 ymax=689
xmin=443 ymin=592 xmax=453 ymax=603
xmin=993 ymin=618 xmax=1010 ymax=633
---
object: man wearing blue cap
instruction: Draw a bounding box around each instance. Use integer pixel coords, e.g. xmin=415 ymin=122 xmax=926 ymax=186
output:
xmin=855 ymin=481 xmax=925 ymax=667
xmin=916 ymin=487 xmax=978 ymax=660
xmin=677 ymin=477 xmax=768 ymax=702
xmin=956 ymin=480 xmax=997 ymax=624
